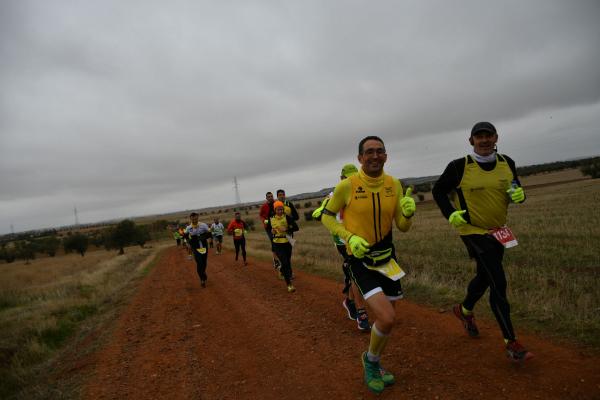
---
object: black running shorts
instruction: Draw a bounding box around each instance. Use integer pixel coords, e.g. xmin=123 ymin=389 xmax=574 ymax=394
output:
xmin=348 ymin=256 xmax=403 ymax=301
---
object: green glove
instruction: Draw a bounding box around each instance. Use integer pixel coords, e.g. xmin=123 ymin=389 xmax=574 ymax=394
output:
xmin=449 ymin=210 xmax=467 ymax=228
xmin=312 ymin=206 xmax=324 ymax=219
xmin=507 ymin=186 xmax=525 ymax=203
xmin=399 ymin=187 xmax=416 ymax=218
xmin=348 ymin=235 xmax=370 ymax=259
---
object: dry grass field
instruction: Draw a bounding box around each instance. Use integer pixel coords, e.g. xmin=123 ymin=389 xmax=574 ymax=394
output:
xmin=0 ymin=243 xmax=170 ymax=398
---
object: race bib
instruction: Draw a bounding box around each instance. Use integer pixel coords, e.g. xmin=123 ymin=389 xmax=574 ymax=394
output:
xmin=363 ymin=258 xmax=406 ymax=281
xmin=196 ymin=247 xmax=207 ymax=254
xmin=234 ymin=228 xmax=243 ymax=236
xmin=489 ymin=226 xmax=518 ymax=248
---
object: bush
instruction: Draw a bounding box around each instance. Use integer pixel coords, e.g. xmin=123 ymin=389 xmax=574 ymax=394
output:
xmin=15 ymin=240 xmax=37 ymax=263
xmin=109 ymin=220 xmax=138 ymax=254
xmin=104 ymin=219 xmax=151 ymax=254
xmin=304 ymin=201 xmax=312 ymax=208
xmin=63 ymin=233 xmax=89 ymax=257
xmin=580 ymin=157 xmax=600 ymax=179
xmin=0 ymin=245 xmax=16 ymax=263
xmin=134 ymin=225 xmax=151 ymax=248
xmin=304 ymin=211 xmax=314 ymax=221
xmin=413 ymin=182 xmax=432 ymax=193
xmin=245 ymin=218 xmax=256 ymax=231
xmin=38 ymin=236 xmax=61 ymax=257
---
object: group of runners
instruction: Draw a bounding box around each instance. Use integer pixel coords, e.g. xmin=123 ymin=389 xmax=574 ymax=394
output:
xmin=173 ymin=212 xmax=249 ymax=287
xmin=172 ymin=122 xmax=533 ymax=394
xmin=318 ymin=125 xmax=532 ymax=393
xmin=259 ymin=189 xmax=300 ymax=293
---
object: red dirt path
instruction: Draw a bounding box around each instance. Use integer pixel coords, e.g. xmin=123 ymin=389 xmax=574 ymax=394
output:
xmin=80 ymin=247 xmax=600 ymax=399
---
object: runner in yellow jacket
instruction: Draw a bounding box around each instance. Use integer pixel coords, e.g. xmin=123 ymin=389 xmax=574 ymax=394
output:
xmin=321 ymin=136 xmax=415 ymax=394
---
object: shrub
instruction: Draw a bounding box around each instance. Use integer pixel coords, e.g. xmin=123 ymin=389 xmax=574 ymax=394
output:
xmin=38 ymin=236 xmax=61 ymax=257
xmin=580 ymin=157 xmax=600 ymax=179
xmin=63 ymin=233 xmax=89 ymax=257
xmin=134 ymin=225 xmax=151 ymax=248
xmin=109 ymin=220 xmax=138 ymax=254
xmin=0 ymin=245 xmax=16 ymax=263
xmin=245 ymin=218 xmax=256 ymax=231
xmin=15 ymin=240 xmax=37 ymax=263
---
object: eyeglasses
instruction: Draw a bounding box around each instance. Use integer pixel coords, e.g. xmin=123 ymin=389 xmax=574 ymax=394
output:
xmin=362 ymin=148 xmax=386 ymax=156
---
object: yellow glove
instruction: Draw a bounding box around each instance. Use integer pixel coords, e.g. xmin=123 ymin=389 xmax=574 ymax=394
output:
xmin=312 ymin=206 xmax=324 ymax=219
xmin=348 ymin=235 xmax=370 ymax=259
xmin=507 ymin=186 xmax=525 ymax=203
xmin=449 ymin=210 xmax=467 ymax=228
xmin=399 ymin=187 xmax=416 ymax=218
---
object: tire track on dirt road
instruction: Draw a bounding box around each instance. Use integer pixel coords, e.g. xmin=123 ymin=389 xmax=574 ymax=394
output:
xmin=83 ymin=246 xmax=600 ymax=399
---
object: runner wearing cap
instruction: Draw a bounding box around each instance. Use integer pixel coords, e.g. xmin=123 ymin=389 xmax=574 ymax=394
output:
xmin=267 ymin=200 xmax=299 ymax=293
xmin=312 ymin=163 xmax=371 ymax=331
xmin=321 ymin=136 xmax=416 ymax=393
xmin=432 ymin=121 xmax=533 ymax=362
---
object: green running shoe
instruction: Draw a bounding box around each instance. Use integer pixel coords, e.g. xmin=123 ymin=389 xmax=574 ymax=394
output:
xmin=361 ymin=352 xmax=384 ymax=394
xmin=379 ymin=365 xmax=395 ymax=386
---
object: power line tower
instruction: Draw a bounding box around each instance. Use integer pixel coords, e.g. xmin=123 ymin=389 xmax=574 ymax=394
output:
xmin=233 ymin=176 xmax=241 ymax=205
xmin=74 ymin=205 xmax=79 ymax=228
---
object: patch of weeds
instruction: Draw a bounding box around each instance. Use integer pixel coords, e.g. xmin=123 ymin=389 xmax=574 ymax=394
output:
xmin=38 ymin=320 xmax=75 ymax=350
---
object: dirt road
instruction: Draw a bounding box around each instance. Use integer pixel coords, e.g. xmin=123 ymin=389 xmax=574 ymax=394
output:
xmin=80 ymin=246 xmax=599 ymax=399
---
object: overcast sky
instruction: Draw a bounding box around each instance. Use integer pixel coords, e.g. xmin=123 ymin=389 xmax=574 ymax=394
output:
xmin=1 ymin=0 xmax=599 ymax=234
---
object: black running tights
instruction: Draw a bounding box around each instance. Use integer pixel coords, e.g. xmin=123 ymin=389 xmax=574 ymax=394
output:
xmin=192 ymin=250 xmax=208 ymax=282
xmin=273 ymin=242 xmax=293 ymax=285
xmin=461 ymin=234 xmax=515 ymax=341
xmin=234 ymin=237 xmax=246 ymax=261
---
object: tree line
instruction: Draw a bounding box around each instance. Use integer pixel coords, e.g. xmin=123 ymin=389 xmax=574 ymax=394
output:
xmin=0 ymin=219 xmax=170 ymax=264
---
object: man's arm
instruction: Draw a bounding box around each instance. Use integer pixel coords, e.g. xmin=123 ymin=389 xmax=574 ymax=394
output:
xmin=286 ymin=216 xmax=299 ymax=233
xmin=259 ymin=203 xmax=269 ymax=226
xmin=321 ymin=179 xmax=354 ymax=241
xmin=432 ymin=158 xmax=465 ymax=219
xmin=289 ymin=202 xmax=299 ymax=221
xmin=503 ymin=154 xmax=526 ymax=203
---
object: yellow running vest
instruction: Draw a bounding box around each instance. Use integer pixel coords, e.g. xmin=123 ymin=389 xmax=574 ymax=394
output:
xmin=270 ymin=215 xmax=290 ymax=243
xmin=451 ymin=155 xmax=513 ymax=235
xmin=343 ymin=173 xmax=399 ymax=245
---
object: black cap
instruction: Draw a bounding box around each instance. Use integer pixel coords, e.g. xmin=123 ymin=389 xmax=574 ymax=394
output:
xmin=471 ymin=121 xmax=497 ymax=136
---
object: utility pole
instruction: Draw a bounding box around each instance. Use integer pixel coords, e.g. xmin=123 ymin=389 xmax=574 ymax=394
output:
xmin=233 ymin=176 xmax=241 ymax=205
xmin=74 ymin=205 xmax=79 ymax=228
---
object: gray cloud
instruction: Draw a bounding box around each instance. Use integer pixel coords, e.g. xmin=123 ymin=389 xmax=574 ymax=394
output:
xmin=1 ymin=0 xmax=599 ymax=233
